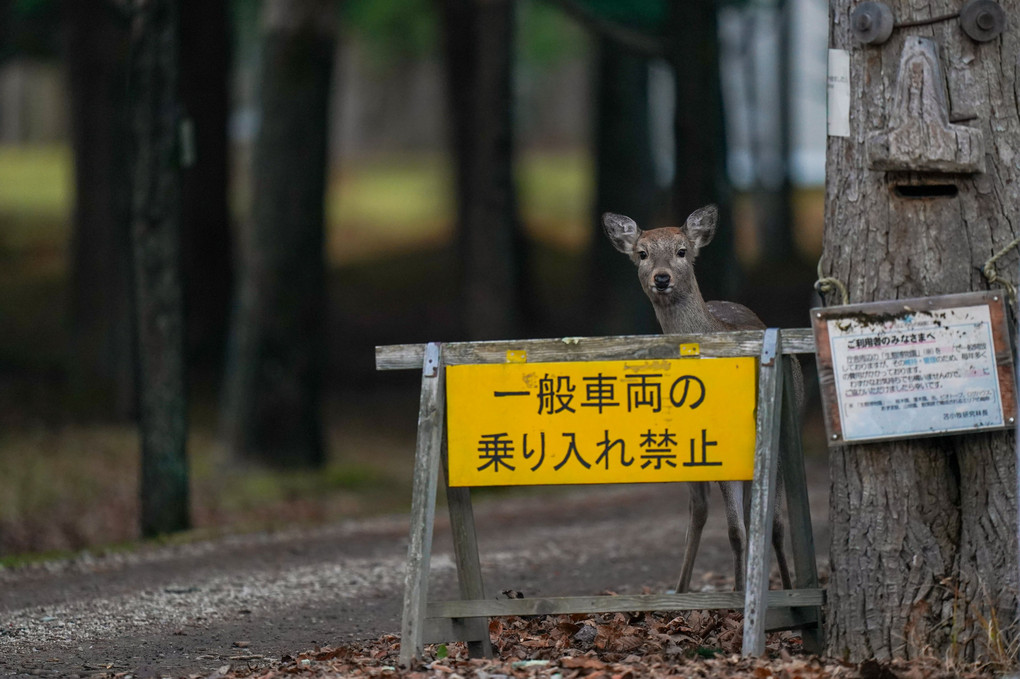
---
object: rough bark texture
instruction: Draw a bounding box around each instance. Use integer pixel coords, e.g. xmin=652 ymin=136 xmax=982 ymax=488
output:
xmin=64 ymin=0 xmax=136 ymax=419
xmin=221 ymin=0 xmax=333 ymax=468
xmin=823 ymin=0 xmax=1019 ymax=662
xmin=441 ymin=0 xmax=524 ymax=341
xmin=589 ymin=36 xmax=659 ymax=337
xmin=129 ymin=0 xmax=190 ymax=537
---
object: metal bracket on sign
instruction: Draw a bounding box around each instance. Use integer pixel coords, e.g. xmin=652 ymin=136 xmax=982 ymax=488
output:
xmin=423 ymin=342 xmax=441 ymax=378
xmin=761 ymin=329 xmax=780 ymax=367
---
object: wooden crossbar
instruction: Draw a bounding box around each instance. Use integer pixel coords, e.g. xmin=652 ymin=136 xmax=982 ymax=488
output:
xmin=427 ymin=589 xmax=824 ymax=618
xmin=421 ymin=601 xmax=821 ymax=645
xmin=375 ymin=328 xmax=817 ymax=371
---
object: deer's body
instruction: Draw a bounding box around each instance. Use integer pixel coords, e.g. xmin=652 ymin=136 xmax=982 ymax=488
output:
xmin=603 ymin=205 xmax=796 ymax=593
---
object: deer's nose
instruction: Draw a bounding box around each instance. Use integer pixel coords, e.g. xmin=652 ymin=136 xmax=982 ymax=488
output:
xmin=653 ymin=273 xmax=671 ymax=290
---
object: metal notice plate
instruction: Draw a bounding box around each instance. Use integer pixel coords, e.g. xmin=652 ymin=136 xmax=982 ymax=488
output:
xmin=812 ymin=291 xmax=1017 ymax=445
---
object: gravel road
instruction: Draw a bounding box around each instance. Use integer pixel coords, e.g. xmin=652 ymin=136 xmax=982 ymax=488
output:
xmin=0 ymin=462 xmax=828 ymax=678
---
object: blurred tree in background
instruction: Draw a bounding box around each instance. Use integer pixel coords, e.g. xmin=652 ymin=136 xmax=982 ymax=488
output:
xmin=0 ymin=0 xmax=817 ymax=548
xmin=546 ymin=0 xmax=741 ymax=306
xmin=666 ymin=1 xmax=735 ymax=301
xmin=742 ymin=0 xmax=794 ymax=264
xmin=221 ymin=0 xmax=336 ymax=469
xmin=440 ymin=0 xmax=527 ymax=341
xmin=179 ymin=1 xmax=234 ymax=377
xmin=62 ymin=0 xmax=136 ymax=420
xmin=586 ymin=2 xmax=661 ymax=337
xmin=589 ymin=36 xmax=658 ymax=337
xmin=128 ymin=0 xmax=190 ymax=536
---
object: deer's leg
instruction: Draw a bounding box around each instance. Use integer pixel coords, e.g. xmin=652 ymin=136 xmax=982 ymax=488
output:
xmin=675 ymin=481 xmax=709 ymax=593
xmin=718 ymin=480 xmax=747 ymax=591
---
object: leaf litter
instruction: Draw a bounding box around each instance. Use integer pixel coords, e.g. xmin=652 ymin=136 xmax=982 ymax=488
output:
xmin=109 ymin=608 xmax=998 ymax=679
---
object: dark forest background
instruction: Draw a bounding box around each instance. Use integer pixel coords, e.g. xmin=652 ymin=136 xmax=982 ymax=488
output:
xmin=0 ymin=0 xmax=827 ymax=558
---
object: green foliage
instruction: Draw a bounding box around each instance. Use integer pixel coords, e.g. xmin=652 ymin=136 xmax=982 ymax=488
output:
xmin=518 ymin=0 xmax=588 ymax=66
xmin=2 ymin=0 xmax=62 ymax=61
xmin=342 ymin=0 xmax=438 ymax=66
xmin=572 ymin=0 xmax=668 ymax=32
xmin=13 ymin=0 xmax=51 ymax=13
xmin=0 ymin=145 xmax=71 ymax=221
xmin=338 ymin=0 xmax=593 ymax=70
xmin=222 ymin=462 xmax=390 ymax=509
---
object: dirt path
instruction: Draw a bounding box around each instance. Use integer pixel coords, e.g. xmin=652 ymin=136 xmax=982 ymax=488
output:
xmin=0 ymin=460 xmax=828 ymax=678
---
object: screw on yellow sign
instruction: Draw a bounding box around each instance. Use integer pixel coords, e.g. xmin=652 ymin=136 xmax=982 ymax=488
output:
xmin=446 ymin=357 xmax=758 ymax=487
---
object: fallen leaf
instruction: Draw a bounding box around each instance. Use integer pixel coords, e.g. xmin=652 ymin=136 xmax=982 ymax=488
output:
xmin=561 ymin=655 xmax=606 ymax=670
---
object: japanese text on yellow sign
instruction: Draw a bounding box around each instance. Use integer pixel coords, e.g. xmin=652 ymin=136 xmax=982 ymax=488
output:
xmin=446 ymin=358 xmax=758 ymax=487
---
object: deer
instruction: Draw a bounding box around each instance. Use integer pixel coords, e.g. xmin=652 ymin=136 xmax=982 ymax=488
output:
xmin=602 ymin=204 xmax=797 ymax=594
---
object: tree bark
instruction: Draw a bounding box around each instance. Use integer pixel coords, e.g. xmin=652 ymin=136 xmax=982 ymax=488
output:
xmin=63 ymin=0 xmax=136 ymax=419
xmin=589 ymin=36 xmax=659 ymax=336
xmin=666 ymin=0 xmax=738 ymax=302
xmin=221 ymin=0 xmax=334 ymax=468
xmin=128 ymin=0 xmax=190 ymax=537
xmin=440 ymin=0 xmax=524 ymax=341
xmin=179 ymin=0 xmax=233 ymax=375
xmin=822 ymin=0 xmax=1019 ymax=661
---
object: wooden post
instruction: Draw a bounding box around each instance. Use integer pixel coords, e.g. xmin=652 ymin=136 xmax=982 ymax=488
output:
xmin=824 ymin=0 xmax=1020 ymax=659
xmin=780 ymin=355 xmax=822 ymax=653
xmin=441 ymin=448 xmax=494 ymax=658
xmin=743 ymin=329 xmax=785 ymax=655
xmin=399 ymin=343 xmax=445 ymax=667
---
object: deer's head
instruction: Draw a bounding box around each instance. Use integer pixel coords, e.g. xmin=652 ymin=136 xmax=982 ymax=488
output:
xmin=602 ymin=204 xmax=718 ymax=307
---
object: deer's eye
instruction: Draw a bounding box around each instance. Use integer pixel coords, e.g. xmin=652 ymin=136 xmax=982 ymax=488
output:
xmin=638 ymin=250 xmax=648 ymax=260
xmin=677 ymin=248 xmax=687 ymax=258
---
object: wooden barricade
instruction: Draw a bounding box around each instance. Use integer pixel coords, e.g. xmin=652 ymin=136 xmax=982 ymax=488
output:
xmin=375 ymin=329 xmax=824 ymax=666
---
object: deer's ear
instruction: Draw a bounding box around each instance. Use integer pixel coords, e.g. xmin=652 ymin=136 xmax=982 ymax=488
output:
xmin=602 ymin=213 xmax=641 ymax=255
xmin=684 ymin=204 xmax=718 ymax=251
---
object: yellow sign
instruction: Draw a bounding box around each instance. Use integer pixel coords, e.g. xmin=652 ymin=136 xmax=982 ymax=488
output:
xmin=446 ymin=357 xmax=758 ymax=487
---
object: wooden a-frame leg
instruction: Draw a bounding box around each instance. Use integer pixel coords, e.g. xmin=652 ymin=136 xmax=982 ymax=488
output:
xmin=743 ymin=329 xmax=784 ymax=656
xmin=441 ymin=442 xmax=494 ymax=658
xmin=399 ymin=343 xmax=445 ymax=667
xmin=442 ymin=487 xmax=494 ymax=658
xmin=780 ymin=355 xmax=823 ymax=654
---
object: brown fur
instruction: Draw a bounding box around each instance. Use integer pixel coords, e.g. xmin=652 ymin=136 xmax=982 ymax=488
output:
xmin=603 ymin=205 xmax=795 ymax=593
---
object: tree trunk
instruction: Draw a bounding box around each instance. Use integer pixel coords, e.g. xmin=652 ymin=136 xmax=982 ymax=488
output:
xmin=440 ymin=0 xmax=524 ymax=341
xmin=822 ymin=0 xmax=1019 ymax=661
xmin=590 ymin=36 xmax=658 ymax=336
xmin=751 ymin=0 xmax=795 ymax=264
xmin=63 ymin=0 xmax=136 ymax=419
xmin=666 ymin=0 xmax=737 ymax=302
xmin=221 ymin=0 xmax=334 ymax=468
xmin=128 ymin=0 xmax=190 ymax=537
xmin=179 ymin=0 xmax=233 ymax=376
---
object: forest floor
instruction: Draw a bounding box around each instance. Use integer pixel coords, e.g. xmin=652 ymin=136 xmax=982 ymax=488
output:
xmin=1 ymin=455 xmax=832 ymax=678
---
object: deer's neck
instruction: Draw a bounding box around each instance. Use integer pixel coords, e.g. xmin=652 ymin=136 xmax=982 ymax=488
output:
xmin=652 ymin=291 xmax=721 ymax=335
